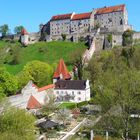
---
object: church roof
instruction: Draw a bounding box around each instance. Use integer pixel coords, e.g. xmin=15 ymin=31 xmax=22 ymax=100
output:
xmin=53 ymin=59 xmax=71 ymax=80
xmin=55 ymin=80 xmax=87 ymax=90
xmin=72 ymin=12 xmax=91 ymax=20
xmin=26 ymin=95 xmax=41 ymax=109
xmin=51 ymin=13 xmax=73 ymax=21
xmin=95 ymin=4 xmax=125 ymax=15
xmin=21 ymin=28 xmax=29 ymax=35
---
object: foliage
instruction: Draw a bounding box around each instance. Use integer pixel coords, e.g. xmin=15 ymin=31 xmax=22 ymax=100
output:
xmin=55 ymin=109 xmax=71 ymax=125
xmin=94 ymin=23 xmax=101 ymax=29
xmin=86 ymin=47 xmax=140 ymax=139
xmin=122 ymin=30 xmax=134 ymax=46
xmin=107 ymin=34 xmax=112 ymax=44
xmin=22 ymin=60 xmax=53 ymax=87
xmin=61 ymin=34 xmax=66 ymax=41
xmin=41 ymin=89 xmax=57 ymax=117
xmin=0 ymin=24 xmax=9 ymax=37
xmin=14 ymin=25 xmax=24 ymax=34
xmin=69 ymin=47 xmax=86 ymax=80
xmin=59 ymin=102 xmax=77 ymax=109
xmin=0 ymin=105 xmax=36 ymax=140
xmin=77 ymin=101 xmax=88 ymax=108
xmin=79 ymin=36 xmax=85 ymax=42
xmin=0 ymin=67 xmax=18 ymax=96
xmin=16 ymin=70 xmax=33 ymax=89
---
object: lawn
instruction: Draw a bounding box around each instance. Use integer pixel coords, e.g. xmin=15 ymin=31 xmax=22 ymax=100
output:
xmin=59 ymin=102 xmax=77 ymax=109
xmin=0 ymin=41 xmax=87 ymax=75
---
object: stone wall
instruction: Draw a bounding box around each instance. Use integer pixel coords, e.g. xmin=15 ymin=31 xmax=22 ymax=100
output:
xmin=112 ymin=34 xmax=123 ymax=46
xmin=133 ymin=32 xmax=140 ymax=40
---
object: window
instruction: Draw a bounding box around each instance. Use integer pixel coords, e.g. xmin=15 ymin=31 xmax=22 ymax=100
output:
xmin=120 ymin=19 xmax=123 ymax=25
xmin=78 ymin=97 xmax=81 ymax=101
xmin=72 ymin=91 xmax=74 ymax=95
xmin=78 ymin=91 xmax=81 ymax=95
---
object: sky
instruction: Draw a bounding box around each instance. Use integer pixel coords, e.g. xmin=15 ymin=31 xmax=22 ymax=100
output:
xmin=0 ymin=0 xmax=140 ymax=33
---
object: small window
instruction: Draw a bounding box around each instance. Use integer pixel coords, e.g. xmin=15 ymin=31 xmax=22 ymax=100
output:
xmin=78 ymin=97 xmax=81 ymax=101
xmin=72 ymin=91 xmax=74 ymax=95
xmin=78 ymin=91 xmax=81 ymax=95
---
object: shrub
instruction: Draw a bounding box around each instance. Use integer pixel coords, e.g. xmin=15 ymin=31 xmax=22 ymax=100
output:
xmin=77 ymin=101 xmax=88 ymax=108
xmin=61 ymin=34 xmax=66 ymax=41
xmin=122 ymin=30 xmax=134 ymax=46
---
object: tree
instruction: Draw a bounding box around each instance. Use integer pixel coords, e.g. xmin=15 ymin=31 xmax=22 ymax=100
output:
xmin=22 ymin=60 xmax=53 ymax=87
xmin=70 ymin=48 xmax=85 ymax=80
xmin=61 ymin=34 xmax=66 ymax=41
xmin=86 ymin=48 xmax=140 ymax=139
xmin=16 ymin=70 xmax=33 ymax=89
xmin=14 ymin=26 xmax=24 ymax=34
xmin=41 ymin=89 xmax=57 ymax=118
xmin=0 ymin=68 xmax=18 ymax=96
xmin=0 ymin=102 xmax=36 ymax=140
xmin=0 ymin=24 xmax=9 ymax=37
xmin=122 ymin=30 xmax=134 ymax=46
xmin=55 ymin=109 xmax=71 ymax=125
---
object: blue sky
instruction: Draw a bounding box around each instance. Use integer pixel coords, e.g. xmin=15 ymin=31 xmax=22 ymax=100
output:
xmin=0 ymin=0 xmax=140 ymax=33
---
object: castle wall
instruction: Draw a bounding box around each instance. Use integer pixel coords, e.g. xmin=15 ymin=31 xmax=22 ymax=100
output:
xmin=50 ymin=19 xmax=71 ymax=35
xmin=112 ymin=34 xmax=123 ymax=46
xmin=133 ymin=32 xmax=140 ymax=40
xmin=71 ymin=19 xmax=91 ymax=34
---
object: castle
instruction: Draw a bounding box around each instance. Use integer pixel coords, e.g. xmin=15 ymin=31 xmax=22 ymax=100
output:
xmin=9 ymin=4 xmax=140 ymax=48
xmin=41 ymin=4 xmax=132 ymax=43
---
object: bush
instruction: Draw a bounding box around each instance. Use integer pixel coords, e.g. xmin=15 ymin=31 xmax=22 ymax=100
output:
xmin=61 ymin=34 xmax=66 ymax=41
xmin=77 ymin=101 xmax=88 ymax=108
xmin=122 ymin=30 xmax=134 ymax=46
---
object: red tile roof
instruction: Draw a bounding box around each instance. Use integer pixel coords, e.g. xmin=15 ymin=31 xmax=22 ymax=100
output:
xmin=26 ymin=95 xmax=41 ymax=109
xmin=72 ymin=12 xmax=91 ymax=20
xmin=51 ymin=13 xmax=73 ymax=21
xmin=32 ymin=84 xmax=38 ymax=88
xmin=21 ymin=28 xmax=29 ymax=35
xmin=95 ymin=4 xmax=125 ymax=15
xmin=38 ymin=84 xmax=55 ymax=92
xmin=53 ymin=59 xmax=71 ymax=80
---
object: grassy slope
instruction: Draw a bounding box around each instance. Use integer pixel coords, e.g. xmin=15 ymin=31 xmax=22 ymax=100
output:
xmin=1 ymin=41 xmax=86 ymax=75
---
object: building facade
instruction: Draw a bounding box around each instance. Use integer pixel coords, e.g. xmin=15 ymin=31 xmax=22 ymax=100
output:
xmin=42 ymin=4 xmax=132 ymax=42
xmin=94 ymin=4 xmax=131 ymax=32
xmin=54 ymin=80 xmax=90 ymax=103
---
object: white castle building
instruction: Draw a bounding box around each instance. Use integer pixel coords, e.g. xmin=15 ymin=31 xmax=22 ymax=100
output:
xmin=41 ymin=4 xmax=132 ymax=41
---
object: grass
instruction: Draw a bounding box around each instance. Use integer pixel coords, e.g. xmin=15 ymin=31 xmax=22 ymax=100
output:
xmin=0 ymin=41 xmax=87 ymax=75
xmin=59 ymin=102 xmax=77 ymax=109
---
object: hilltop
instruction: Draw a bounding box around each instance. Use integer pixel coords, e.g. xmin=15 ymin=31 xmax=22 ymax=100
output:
xmin=0 ymin=41 xmax=87 ymax=74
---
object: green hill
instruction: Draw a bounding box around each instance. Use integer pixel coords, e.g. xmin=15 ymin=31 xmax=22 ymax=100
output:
xmin=0 ymin=41 xmax=86 ymax=75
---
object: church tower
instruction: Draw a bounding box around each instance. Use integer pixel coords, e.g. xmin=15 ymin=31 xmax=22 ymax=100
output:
xmin=20 ymin=28 xmax=29 ymax=45
xmin=53 ymin=59 xmax=71 ymax=83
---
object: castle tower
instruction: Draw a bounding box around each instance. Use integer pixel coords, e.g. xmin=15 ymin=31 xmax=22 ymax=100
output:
xmin=21 ymin=28 xmax=29 ymax=45
xmin=53 ymin=59 xmax=71 ymax=83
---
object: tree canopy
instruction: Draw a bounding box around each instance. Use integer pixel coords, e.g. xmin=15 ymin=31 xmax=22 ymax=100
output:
xmin=0 ymin=24 xmax=9 ymax=37
xmin=86 ymin=47 xmax=140 ymax=139
xmin=21 ymin=60 xmax=53 ymax=87
xmin=0 ymin=102 xmax=36 ymax=140
xmin=0 ymin=68 xmax=18 ymax=96
xmin=14 ymin=26 xmax=24 ymax=34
